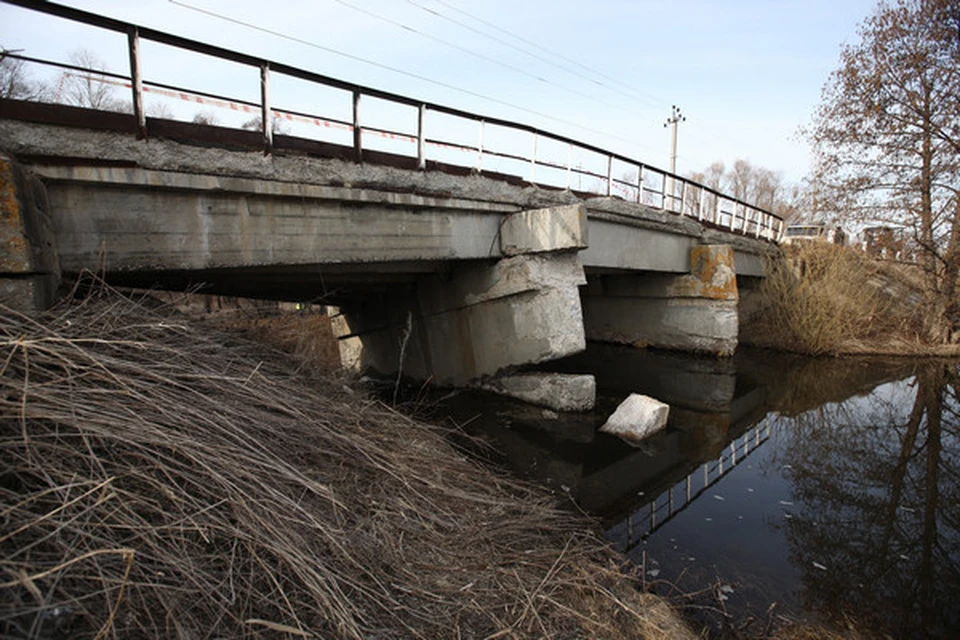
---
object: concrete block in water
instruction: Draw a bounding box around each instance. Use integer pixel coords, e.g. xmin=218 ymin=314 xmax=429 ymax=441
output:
xmin=479 ymin=372 xmax=596 ymax=412
xmin=599 ymin=394 xmax=670 ymax=445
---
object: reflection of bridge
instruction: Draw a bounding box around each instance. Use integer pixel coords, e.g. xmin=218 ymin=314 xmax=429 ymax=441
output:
xmin=2 ymin=0 xmax=781 ymax=390
xmin=613 ymin=417 xmax=772 ymax=550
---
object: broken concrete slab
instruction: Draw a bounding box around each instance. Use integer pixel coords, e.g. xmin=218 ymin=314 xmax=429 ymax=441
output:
xmin=499 ymin=204 xmax=588 ymax=256
xmin=479 ymin=372 xmax=596 ymax=412
xmin=599 ymin=393 xmax=670 ymax=445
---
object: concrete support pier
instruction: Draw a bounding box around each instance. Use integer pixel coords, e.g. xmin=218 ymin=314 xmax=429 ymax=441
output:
xmin=581 ymin=245 xmax=739 ymax=356
xmin=0 ymin=155 xmax=59 ymax=314
xmin=334 ymin=204 xmax=591 ymax=388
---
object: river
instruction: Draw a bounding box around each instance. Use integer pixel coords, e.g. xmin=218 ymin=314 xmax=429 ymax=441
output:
xmin=432 ymin=345 xmax=960 ymax=638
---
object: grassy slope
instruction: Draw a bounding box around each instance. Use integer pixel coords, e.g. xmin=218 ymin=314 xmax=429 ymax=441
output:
xmin=741 ymin=243 xmax=960 ymax=357
xmin=0 ymin=287 xmax=694 ymax=640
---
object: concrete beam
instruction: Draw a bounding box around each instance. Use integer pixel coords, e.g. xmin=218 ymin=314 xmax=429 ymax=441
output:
xmin=500 ymin=204 xmax=588 ymax=256
xmin=31 ymin=165 xmax=518 ymax=273
xmin=580 ymin=218 xmax=694 ymax=273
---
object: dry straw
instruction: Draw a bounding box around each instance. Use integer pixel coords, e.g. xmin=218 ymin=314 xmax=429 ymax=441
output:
xmin=743 ymin=243 xmax=923 ymax=355
xmin=1 ymin=281 xmax=684 ymax=639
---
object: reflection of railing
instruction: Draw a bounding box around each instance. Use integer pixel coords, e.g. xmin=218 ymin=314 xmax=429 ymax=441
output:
xmin=619 ymin=418 xmax=773 ymax=552
xmin=1 ymin=0 xmax=783 ymax=241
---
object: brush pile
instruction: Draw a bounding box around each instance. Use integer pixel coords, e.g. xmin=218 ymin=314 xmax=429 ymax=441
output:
xmin=0 ymin=286 xmax=680 ymax=639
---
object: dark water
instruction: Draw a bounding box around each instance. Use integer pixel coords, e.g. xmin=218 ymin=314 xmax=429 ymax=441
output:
xmin=435 ymin=346 xmax=960 ymax=638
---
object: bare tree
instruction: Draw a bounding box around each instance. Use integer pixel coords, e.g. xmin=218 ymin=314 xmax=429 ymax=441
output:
xmin=690 ymin=158 xmax=800 ymax=222
xmin=810 ymin=0 xmax=960 ymax=341
xmin=0 ymin=48 xmax=43 ymax=100
xmin=192 ymin=111 xmax=219 ymax=126
xmin=146 ymin=102 xmax=174 ymax=119
xmin=61 ymin=49 xmax=123 ymax=111
xmin=241 ymin=115 xmax=288 ymax=135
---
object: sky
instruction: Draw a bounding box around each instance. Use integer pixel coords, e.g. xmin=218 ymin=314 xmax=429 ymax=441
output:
xmin=0 ymin=0 xmax=880 ymax=186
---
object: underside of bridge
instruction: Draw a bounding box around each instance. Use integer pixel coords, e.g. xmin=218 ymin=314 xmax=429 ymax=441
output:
xmin=0 ymin=120 xmax=774 ymax=408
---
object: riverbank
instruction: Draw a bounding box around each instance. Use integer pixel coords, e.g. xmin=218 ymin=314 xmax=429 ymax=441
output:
xmin=0 ymin=285 xmax=694 ymax=639
xmin=740 ymin=242 xmax=960 ymax=357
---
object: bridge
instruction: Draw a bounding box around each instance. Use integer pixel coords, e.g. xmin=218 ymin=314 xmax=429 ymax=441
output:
xmin=0 ymin=0 xmax=781 ymax=405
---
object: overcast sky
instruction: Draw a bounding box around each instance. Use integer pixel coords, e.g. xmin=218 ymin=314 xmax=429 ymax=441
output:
xmin=1 ymin=0 xmax=879 ymax=184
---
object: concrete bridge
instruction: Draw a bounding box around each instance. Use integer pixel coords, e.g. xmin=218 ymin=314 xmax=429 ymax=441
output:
xmin=0 ymin=0 xmax=781 ymax=405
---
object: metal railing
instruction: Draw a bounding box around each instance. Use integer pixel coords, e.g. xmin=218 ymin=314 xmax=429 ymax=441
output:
xmin=616 ymin=417 xmax=774 ymax=551
xmin=0 ymin=0 xmax=783 ymax=241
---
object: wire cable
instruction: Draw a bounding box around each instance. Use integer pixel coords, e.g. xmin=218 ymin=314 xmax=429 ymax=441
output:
xmin=167 ymin=0 xmax=655 ymax=152
xmin=429 ymin=0 xmax=669 ymax=109
xmin=328 ymin=0 xmax=652 ymax=119
xmin=405 ymin=0 xmax=663 ymax=111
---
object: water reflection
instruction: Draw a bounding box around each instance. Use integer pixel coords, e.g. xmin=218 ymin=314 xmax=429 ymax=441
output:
xmin=776 ymin=362 xmax=960 ymax=637
xmin=434 ymin=346 xmax=959 ymax=637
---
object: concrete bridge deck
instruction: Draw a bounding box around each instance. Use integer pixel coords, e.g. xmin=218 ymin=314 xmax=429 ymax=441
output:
xmin=1 ymin=118 xmax=773 ymax=401
xmin=0 ymin=1 xmax=780 ymax=405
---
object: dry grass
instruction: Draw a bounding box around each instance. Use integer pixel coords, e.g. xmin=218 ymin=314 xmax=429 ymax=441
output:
xmin=0 ymin=281 xmax=691 ymax=639
xmin=742 ymin=243 xmax=930 ymax=355
xmin=224 ymin=313 xmax=342 ymax=375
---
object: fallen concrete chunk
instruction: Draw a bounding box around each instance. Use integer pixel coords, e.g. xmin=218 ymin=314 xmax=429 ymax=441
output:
xmin=599 ymin=394 xmax=670 ymax=445
xmin=479 ymin=373 xmax=596 ymax=412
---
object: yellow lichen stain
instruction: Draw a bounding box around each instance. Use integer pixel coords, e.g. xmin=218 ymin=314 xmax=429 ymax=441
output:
xmin=688 ymin=245 xmax=738 ymax=300
xmin=0 ymin=157 xmax=31 ymax=271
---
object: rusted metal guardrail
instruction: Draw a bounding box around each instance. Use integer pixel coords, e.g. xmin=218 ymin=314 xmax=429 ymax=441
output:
xmin=0 ymin=0 xmax=783 ymax=241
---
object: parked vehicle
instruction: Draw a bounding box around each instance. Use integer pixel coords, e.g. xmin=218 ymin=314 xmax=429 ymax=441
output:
xmin=781 ymin=223 xmax=846 ymax=246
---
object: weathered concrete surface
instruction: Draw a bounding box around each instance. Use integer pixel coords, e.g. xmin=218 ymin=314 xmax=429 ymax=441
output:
xmin=500 ymin=204 xmax=588 ymax=256
xmin=599 ymin=394 xmax=670 ymax=445
xmin=479 ymin=372 xmax=596 ymax=412
xmin=580 ymin=217 xmax=694 ymax=273
xmin=0 ymin=121 xmax=773 ymax=281
xmin=582 ymin=245 xmax=740 ymax=355
xmin=32 ymin=165 xmax=517 ymax=273
xmin=0 ymin=155 xmax=59 ymax=313
xmin=583 ymin=296 xmax=738 ymax=355
xmin=333 ymin=253 xmax=587 ymax=386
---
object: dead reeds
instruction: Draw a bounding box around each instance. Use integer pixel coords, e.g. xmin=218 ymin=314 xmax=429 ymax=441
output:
xmin=742 ymin=243 xmax=924 ymax=355
xmin=1 ymin=283 xmax=684 ymax=639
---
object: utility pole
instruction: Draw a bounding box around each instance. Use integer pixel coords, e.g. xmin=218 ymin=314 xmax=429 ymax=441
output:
xmin=663 ymin=105 xmax=685 ymax=210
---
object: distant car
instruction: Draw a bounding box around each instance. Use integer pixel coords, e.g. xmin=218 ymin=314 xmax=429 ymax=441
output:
xmin=781 ymin=223 xmax=846 ymax=246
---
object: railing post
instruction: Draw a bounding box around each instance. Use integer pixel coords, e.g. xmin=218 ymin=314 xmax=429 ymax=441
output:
xmin=697 ymin=186 xmax=705 ymax=221
xmin=478 ymin=119 xmax=485 ymax=173
xmin=530 ymin=132 xmax=537 ymax=183
xmin=260 ymin=63 xmax=272 ymax=155
xmin=126 ymin=27 xmax=146 ymax=140
xmin=566 ymin=143 xmax=572 ymax=191
xmin=417 ymin=103 xmax=426 ymax=170
xmin=606 ymin=155 xmax=613 ymax=197
xmin=637 ymin=165 xmax=644 ymax=204
xmin=352 ymin=89 xmax=362 ymax=163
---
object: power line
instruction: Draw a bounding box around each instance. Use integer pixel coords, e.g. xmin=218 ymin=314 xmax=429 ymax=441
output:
xmin=429 ymin=0 xmax=669 ymax=109
xmin=328 ymin=0 xmax=650 ymax=119
xmin=404 ymin=0 xmax=662 ymax=112
xmin=167 ymin=0 xmax=653 ymax=152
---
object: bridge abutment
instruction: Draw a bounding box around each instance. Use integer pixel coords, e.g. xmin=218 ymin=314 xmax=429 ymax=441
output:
xmin=581 ymin=245 xmax=739 ymax=356
xmin=0 ymin=155 xmax=60 ymax=314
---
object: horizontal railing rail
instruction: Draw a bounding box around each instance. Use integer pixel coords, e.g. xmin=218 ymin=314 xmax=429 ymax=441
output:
xmin=0 ymin=0 xmax=783 ymax=241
